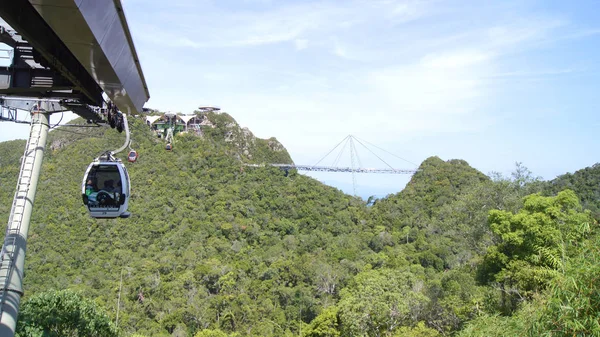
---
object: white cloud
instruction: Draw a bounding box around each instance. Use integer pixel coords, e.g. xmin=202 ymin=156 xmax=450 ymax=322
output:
xmin=140 ymin=5 xmax=570 ymax=143
xmin=135 ymin=3 xmax=334 ymax=48
xmin=174 ymin=37 xmax=201 ymax=49
xmin=485 ymin=17 xmax=565 ymax=49
xmin=333 ymin=42 xmax=348 ymax=59
xmin=368 ymin=64 xmax=484 ymax=115
xmin=420 ymin=50 xmax=491 ymax=68
xmin=294 ymin=39 xmax=309 ymax=50
xmin=485 ymin=68 xmax=577 ymax=79
xmin=135 ymin=0 xmax=431 ymax=49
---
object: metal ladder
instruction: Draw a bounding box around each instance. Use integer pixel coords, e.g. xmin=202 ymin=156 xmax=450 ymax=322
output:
xmin=0 ymin=118 xmax=42 ymax=313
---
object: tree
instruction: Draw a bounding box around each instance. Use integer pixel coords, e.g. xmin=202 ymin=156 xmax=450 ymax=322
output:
xmin=457 ymin=234 xmax=600 ymax=337
xmin=532 ymin=235 xmax=600 ymax=336
xmin=510 ymin=162 xmax=542 ymax=189
xmin=455 ymin=310 xmax=533 ymax=337
xmin=302 ymin=307 xmax=340 ymax=337
xmin=478 ymin=190 xmax=593 ymax=312
xmin=392 ymin=322 xmax=440 ymax=337
xmin=337 ymin=268 xmax=429 ymax=337
xmin=194 ymin=329 xmax=231 ymax=337
xmin=544 ymin=163 xmax=600 ymax=219
xmin=16 ymin=289 xmax=117 ymax=337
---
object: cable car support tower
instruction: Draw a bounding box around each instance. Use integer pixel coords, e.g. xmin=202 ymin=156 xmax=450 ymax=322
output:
xmin=0 ymin=1 xmax=149 ymax=335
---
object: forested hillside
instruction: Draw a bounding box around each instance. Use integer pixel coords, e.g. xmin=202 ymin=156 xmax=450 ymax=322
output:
xmin=544 ymin=163 xmax=600 ymax=219
xmin=0 ymin=112 xmax=598 ymax=337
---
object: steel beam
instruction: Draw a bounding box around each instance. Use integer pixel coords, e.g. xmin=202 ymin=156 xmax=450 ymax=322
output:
xmin=0 ymin=0 xmax=104 ymax=106
xmin=28 ymin=0 xmax=150 ymax=114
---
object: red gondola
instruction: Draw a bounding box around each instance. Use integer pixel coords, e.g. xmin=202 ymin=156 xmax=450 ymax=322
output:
xmin=127 ymin=150 xmax=138 ymax=163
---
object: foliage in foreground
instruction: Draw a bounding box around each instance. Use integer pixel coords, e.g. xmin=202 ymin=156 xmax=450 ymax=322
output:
xmin=460 ymin=233 xmax=600 ymax=337
xmin=534 ymin=236 xmax=600 ymax=336
xmin=478 ymin=190 xmax=593 ymax=312
xmin=16 ymin=289 xmax=117 ymax=337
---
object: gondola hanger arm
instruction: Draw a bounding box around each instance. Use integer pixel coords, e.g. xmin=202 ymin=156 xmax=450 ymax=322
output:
xmin=112 ymin=114 xmax=130 ymax=155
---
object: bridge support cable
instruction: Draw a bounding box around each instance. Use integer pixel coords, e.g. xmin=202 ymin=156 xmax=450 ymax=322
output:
xmin=349 ymin=136 xmax=361 ymax=196
xmin=312 ymin=135 xmax=350 ymax=167
xmin=244 ymin=163 xmax=417 ymax=174
xmin=352 ymin=136 xmax=397 ymax=171
xmin=353 ymin=135 xmax=418 ymax=167
xmin=331 ymin=138 xmax=349 ymax=168
xmin=244 ymin=134 xmax=418 ymax=197
xmin=349 ymin=136 xmax=364 ymax=169
xmin=0 ymin=103 xmax=57 ymax=337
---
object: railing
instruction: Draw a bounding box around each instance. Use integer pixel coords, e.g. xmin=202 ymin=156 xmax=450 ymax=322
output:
xmin=245 ymin=164 xmax=417 ymax=174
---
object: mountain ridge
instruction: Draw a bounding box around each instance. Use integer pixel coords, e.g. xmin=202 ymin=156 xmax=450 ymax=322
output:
xmin=1 ymin=112 xmax=599 ymax=336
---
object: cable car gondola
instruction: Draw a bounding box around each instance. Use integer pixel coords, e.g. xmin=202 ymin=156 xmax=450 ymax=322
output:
xmin=82 ymin=152 xmax=131 ymax=218
xmin=165 ymin=143 xmax=172 ymax=151
xmin=127 ymin=150 xmax=138 ymax=163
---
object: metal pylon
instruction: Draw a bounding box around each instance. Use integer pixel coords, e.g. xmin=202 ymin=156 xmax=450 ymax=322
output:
xmin=349 ymin=136 xmax=358 ymax=196
xmin=0 ymin=121 xmax=41 ymax=303
xmin=0 ymin=108 xmax=51 ymax=336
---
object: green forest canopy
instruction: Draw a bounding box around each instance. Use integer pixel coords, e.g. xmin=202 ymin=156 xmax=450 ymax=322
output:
xmin=0 ymin=112 xmax=598 ymax=337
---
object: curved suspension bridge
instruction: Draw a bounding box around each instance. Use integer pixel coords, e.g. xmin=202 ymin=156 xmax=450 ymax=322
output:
xmin=246 ymin=163 xmax=417 ymax=174
xmin=246 ymin=135 xmax=419 ymax=196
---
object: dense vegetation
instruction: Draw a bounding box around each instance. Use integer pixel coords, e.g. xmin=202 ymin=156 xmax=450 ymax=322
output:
xmin=0 ymin=112 xmax=598 ymax=336
xmin=544 ymin=163 xmax=600 ymax=219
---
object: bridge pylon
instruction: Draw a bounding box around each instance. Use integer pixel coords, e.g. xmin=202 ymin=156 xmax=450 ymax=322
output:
xmin=246 ymin=135 xmax=419 ymax=197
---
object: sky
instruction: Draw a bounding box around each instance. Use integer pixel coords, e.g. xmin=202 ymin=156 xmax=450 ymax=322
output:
xmin=2 ymin=0 xmax=600 ymax=198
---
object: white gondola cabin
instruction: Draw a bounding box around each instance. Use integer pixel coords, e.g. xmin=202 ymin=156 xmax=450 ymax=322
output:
xmin=82 ymin=153 xmax=131 ymax=218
